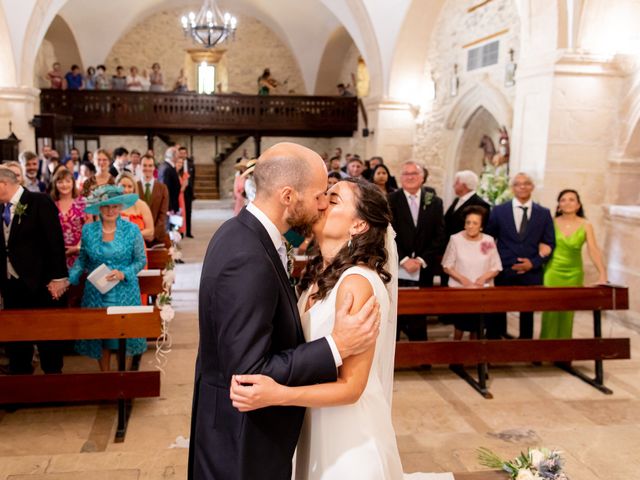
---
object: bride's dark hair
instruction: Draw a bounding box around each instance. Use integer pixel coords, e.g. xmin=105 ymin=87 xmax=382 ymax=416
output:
xmin=299 ymin=178 xmax=392 ymax=301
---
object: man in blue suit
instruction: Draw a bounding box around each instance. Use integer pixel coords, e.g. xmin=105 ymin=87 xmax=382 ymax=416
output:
xmin=485 ymin=173 xmax=555 ymax=339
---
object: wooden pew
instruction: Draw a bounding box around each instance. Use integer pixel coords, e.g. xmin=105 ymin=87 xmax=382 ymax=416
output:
xmin=396 ymin=285 xmax=630 ymax=398
xmin=146 ymin=248 xmax=170 ymax=270
xmin=0 ymin=307 xmax=162 ymax=442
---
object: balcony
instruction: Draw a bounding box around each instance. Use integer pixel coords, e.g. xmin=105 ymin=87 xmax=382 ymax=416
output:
xmin=39 ymin=89 xmax=358 ymax=137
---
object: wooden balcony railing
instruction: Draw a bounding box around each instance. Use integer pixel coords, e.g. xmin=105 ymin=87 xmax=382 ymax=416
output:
xmin=39 ymin=89 xmax=358 ymax=137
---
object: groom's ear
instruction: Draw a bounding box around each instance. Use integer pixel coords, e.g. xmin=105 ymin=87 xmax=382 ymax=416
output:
xmin=279 ymin=186 xmax=294 ymax=206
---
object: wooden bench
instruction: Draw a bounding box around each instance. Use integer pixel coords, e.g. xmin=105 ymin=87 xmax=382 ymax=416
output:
xmin=146 ymin=248 xmax=170 ymax=270
xmin=0 ymin=307 xmax=162 ymax=441
xmin=396 ymin=285 xmax=630 ymax=398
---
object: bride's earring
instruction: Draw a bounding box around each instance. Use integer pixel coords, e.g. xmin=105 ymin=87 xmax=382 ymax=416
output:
xmin=347 ymin=235 xmax=353 ymax=250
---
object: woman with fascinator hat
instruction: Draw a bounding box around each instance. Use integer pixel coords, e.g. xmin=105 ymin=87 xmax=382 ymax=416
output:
xmin=69 ymin=185 xmax=148 ymax=371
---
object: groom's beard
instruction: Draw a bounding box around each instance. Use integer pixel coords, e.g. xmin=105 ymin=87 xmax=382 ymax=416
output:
xmin=286 ymin=200 xmax=320 ymax=238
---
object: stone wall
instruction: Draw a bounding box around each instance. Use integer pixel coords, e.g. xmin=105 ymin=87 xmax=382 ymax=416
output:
xmin=104 ymin=7 xmax=305 ymax=94
xmin=414 ymin=0 xmax=520 ymax=198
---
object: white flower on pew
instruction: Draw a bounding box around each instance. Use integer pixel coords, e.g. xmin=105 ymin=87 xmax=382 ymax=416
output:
xmin=160 ymin=304 xmax=175 ymax=323
xmin=162 ymin=269 xmax=176 ymax=289
xmin=170 ymin=230 xmax=182 ymax=244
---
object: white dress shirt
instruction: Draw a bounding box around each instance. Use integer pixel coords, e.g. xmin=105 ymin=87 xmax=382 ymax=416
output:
xmin=399 ymin=189 xmax=427 ymax=269
xmin=246 ymin=202 xmax=343 ymax=368
xmin=512 ymin=198 xmax=533 ymax=232
xmin=3 ymin=186 xmax=24 ymax=278
xmin=454 ymin=190 xmax=476 ymax=211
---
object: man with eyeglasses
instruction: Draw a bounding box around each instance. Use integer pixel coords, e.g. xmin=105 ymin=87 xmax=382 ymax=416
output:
xmin=485 ymin=172 xmax=555 ymax=339
xmin=389 ymin=160 xmax=446 ymax=341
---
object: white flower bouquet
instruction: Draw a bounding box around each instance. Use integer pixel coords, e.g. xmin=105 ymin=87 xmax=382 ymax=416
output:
xmin=478 ymin=164 xmax=512 ymax=206
xmin=478 ymin=447 xmax=569 ymax=479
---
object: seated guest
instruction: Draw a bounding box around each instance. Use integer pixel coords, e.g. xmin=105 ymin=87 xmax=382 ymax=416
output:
xmin=327 ymin=171 xmax=342 ymax=187
xmin=0 ymin=168 xmax=68 ymax=374
xmin=485 ymin=173 xmax=555 ymax=339
xmin=116 ymin=172 xmax=154 ymax=243
xmin=346 ymin=156 xmax=364 ymax=179
xmin=64 ymin=64 xmax=84 ymax=90
xmin=51 ymin=168 xmax=91 ymax=269
xmin=137 ymin=154 xmax=170 ymax=247
xmin=20 ymin=151 xmax=46 ymax=192
xmin=442 ymin=206 xmax=502 ymax=340
xmin=444 ymin=170 xmax=490 ymax=237
xmin=370 ymin=164 xmax=396 ymax=195
xmin=83 ymin=148 xmax=114 ymax=195
xmin=540 ymin=189 xmax=608 ymax=339
xmin=69 ymin=185 xmax=147 ymax=371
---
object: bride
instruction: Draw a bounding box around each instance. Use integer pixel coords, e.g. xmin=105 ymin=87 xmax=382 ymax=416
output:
xmin=230 ymin=178 xmax=404 ymax=479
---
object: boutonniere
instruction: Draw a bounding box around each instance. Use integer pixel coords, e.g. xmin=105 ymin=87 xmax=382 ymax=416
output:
xmin=422 ymin=191 xmax=434 ymax=210
xmin=285 ymin=240 xmax=294 ymax=277
xmin=14 ymin=202 xmax=28 ymax=224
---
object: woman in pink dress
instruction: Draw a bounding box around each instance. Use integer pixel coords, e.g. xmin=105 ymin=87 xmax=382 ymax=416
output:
xmin=175 ymin=156 xmax=190 ymax=235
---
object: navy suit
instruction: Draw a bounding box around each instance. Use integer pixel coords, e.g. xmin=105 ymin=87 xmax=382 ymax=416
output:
xmin=485 ymin=200 xmax=555 ymax=338
xmin=188 ymin=208 xmax=337 ymax=480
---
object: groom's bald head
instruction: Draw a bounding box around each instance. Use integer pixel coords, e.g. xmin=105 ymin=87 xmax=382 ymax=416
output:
xmin=254 ymin=142 xmax=326 ymax=198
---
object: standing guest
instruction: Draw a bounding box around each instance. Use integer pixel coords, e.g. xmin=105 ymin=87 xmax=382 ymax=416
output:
xmin=37 ymin=144 xmax=53 ymax=183
xmin=95 ymin=65 xmax=110 ymax=90
xmin=111 ymin=66 xmax=127 ymax=90
xmin=130 ymin=149 xmax=143 ymax=181
xmin=328 ymin=156 xmax=348 ymax=179
xmin=77 ymin=161 xmax=95 ymax=192
xmin=175 ymin=155 xmax=189 ymax=236
xmin=178 ymin=146 xmax=195 ymax=238
xmin=0 ymin=168 xmax=68 ymax=374
xmin=485 ymin=173 xmax=555 ymax=339
xmin=64 ymin=64 xmax=84 ymax=90
xmin=346 ymin=156 xmax=364 ymax=179
xmin=84 ymin=66 xmax=96 ymax=90
xmin=257 ymin=68 xmax=278 ymax=95
xmin=149 ymin=63 xmax=164 ymax=91
xmin=233 ymin=159 xmax=248 ymax=216
xmin=327 ymin=171 xmax=342 ymax=188
xmin=47 ymin=62 xmax=65 ymax=89
xmin=126 ymin=66 xmax=144 ymax=91
xmin=2 ymin=161 xmax=24 ymax=186
xmin=540 ymin=189 xmax=608 ymax=339
xmin=444 ymin=170 xmax=490 ymax=237
xmin=20 ymin=151 xmax=46 ymax=193
xmin=44 ymin=150 xmax=61 ymax=186
xmin=116 ymin=172 xmax=155 ymax=242
xmin=50 ymin=168 xmax=90 ymax=269
xmin=82 ymin=150 xmax=93 ymax=165
xmin=65 ymin=147 xmax=81 ymax=177
xmin=174 ymin=69 xmax=188 ymax=92
xmin=442 ymin=206 xmax=502 ymax=340
xmin=158 ymin=147 xmax=181 ymax=217
xmin=370 ymin=164 xmax=396 ymax=195
xmin=389 ymin=160 xmax=446 ymax=340
xmin=138 ymin=155 xmax=170 ymax=247
xmin=83 ymin=148 xmax=115 ymax=196
xmin=109 ymin=147 xmax=130 ymax=178
xmin=69 ymin=185 xmax=147 ymax=371
xmin=364 ymin=156 xmax=398 ymax=189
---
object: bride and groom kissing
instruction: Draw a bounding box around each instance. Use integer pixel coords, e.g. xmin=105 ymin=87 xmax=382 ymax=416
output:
xmin=189 ymin=143 xmax=405 ymax=480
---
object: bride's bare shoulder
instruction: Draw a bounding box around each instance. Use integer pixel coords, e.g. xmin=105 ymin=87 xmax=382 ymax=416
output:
xmin=336 ymin=273 xmax=374 ymax=312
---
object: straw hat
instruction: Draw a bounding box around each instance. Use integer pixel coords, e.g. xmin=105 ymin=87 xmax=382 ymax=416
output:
xmin=240 ymin=159 xmax=257 ymax=178
xmin=85 ymin=184 xmax=138 ymax=215
xmin=234 ymin=158 xmax=250 ymax=171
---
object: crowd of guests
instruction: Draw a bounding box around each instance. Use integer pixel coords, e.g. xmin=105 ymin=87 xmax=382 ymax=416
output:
xmin=0 ymin=144 xmax=196 ymax=374
xmin=46 ymin=62 xmax=188 ymax=92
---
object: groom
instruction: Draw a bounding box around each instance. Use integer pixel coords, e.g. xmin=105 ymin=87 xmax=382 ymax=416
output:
xmin=189 ymin=143 xmax=381 ymax=480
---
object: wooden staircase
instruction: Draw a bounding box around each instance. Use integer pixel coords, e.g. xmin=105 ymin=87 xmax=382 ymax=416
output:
xmin=194 ymin=164 xmax=218 ymax=200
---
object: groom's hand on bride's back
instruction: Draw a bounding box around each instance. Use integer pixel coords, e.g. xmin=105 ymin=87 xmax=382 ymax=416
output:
xmin=332 ymin=292 xmax=380 ymax=359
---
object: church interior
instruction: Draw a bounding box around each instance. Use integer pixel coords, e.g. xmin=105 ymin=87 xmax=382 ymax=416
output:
xmin=0 ymin=0 xmax=639 ymax=478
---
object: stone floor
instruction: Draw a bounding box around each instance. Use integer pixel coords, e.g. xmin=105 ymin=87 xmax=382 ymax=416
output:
xmin=1 ymin=200 xmax=638 ymax=479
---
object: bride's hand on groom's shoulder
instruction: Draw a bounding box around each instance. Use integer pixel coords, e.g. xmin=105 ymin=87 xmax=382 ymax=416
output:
xmin=332 ymin=293 xmax=380 ymax=360
xmin=230 ymin=374 xmax=284 ymax=412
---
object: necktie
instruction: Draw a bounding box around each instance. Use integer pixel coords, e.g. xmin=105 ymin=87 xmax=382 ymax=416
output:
xmin=144 ymin=183 xmax=151 ymax=204
xmin=408 ymin=195 xmax=419 ymax=226
xmin=277 ymin=241 xmax=288 ymax=276
xmin=3 ymin=203 xmax=11 ymax=227
xmin=518 ymin=206 xmax=529 ymax=238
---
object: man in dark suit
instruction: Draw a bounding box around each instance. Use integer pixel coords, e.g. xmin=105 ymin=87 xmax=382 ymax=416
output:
xmin=389 ymin=160 xmax=446 ymax=340
xmin=178 ymin=146 xmax=195 ymax=238
xmin=109 ymin=146 xmax=130 ymax=178
xmin=0 ymin=168 xmax=68 ymax=374
xmin=485 ymin=172 xmax=555 ymax=339
xmin=188 ymin=143 xmax=380 ymax=480
xmin=158 ymin=147 xmax=181 ymax=217
xmin=138 ymin=154 xmax=170 ymax=247
xmin=444 ymin=170 xmax=491 ymax=237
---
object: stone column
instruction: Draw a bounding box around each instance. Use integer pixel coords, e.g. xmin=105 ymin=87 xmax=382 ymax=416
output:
xmin=0 ymin=87 xmax=40 ymax=152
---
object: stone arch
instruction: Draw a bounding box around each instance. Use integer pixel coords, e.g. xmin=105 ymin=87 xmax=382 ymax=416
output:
xmin=314 ymin=27 xmax=358 ymax=95
xmin=445 ymin=81 xmax=512 ymax=131
xmin=0 ymin=3 xmax=17 ymax=86
xmin=618 ymin=81 xmax=640 ymax=158
xmin=34 ymin=14 xmax=83 ymax=88
xmin=455 ymin=106 xmax=501 ymax=173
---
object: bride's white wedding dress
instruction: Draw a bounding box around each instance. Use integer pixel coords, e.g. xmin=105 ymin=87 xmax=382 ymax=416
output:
xmin=294 ymin=266 xmax=404 ymax=480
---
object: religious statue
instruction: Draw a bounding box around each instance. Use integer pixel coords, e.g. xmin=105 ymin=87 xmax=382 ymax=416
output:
xmin=491 ymin=126 xmax=510 ymax=168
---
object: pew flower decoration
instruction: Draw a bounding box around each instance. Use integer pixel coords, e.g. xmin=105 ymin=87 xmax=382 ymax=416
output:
xmin=478 ymin=447 xmax=569 ymax=479
xmin=155 ymin=245 xmax=180 ymax=372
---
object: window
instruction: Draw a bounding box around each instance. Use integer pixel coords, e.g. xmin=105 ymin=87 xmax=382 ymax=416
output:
xmin=467 ymin=40 xmax=500 ymax=71
xmin=198 ymin=62 xmax=216 ymax=94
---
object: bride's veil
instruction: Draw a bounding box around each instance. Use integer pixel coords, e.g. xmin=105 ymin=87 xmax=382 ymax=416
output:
xmin=380 ymin=224 xmax=399 ymax=408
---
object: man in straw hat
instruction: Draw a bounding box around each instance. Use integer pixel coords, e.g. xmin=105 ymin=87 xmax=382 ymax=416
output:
xmin=189 ymin=142 xmax=381 ymax=479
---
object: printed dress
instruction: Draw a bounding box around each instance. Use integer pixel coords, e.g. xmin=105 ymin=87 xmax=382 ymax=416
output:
xmin=57 ymin=196 xmax=88 ymax=269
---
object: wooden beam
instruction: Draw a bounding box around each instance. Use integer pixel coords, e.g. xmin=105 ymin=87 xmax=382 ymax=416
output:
xmin=395 ymin=338 xmax=631 ymax=367
xmin=0 ymin=371 xmax=160 ymax=404
xmin=467 ymin=0 xmax=493 ymax=13
xmin=462 ymin=28 xmax=509 ymax=49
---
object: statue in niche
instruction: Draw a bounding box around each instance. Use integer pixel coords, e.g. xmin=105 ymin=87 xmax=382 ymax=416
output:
xmin=450 ymin=64 xmax=459 ymax=97
xmin=505 ymin=48 xmax=517 ymax=87
xmin=479 ymin=134 xmax=496 ymax=166
xmin=491 ymin=126 xmax=510 ymax=168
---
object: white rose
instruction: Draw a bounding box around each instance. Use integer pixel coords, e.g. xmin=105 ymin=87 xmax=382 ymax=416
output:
xmin=516 ymin=470 xmax=538 ymax=480
xmin=162 ymin=270 xmax=176 ymax=287
xmin=160 ymin=305 xmax=175 ymax=323
xmin=529 ymin=449 xmax=545 ymax=468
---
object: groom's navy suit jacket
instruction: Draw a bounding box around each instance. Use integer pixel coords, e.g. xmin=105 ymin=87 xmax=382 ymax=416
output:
xmin=485 ymin=200 xmax=555 ymax=285
xmin=188 ymin=207 xmax=338 ymax=480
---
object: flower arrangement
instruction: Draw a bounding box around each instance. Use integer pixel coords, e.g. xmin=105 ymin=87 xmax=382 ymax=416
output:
xmin=478 ymin=447 xmax=569 ymax=479
xmin=154 ymin=239 xmax=181 ymax=373
xmin=478 ymin=164 xmax=512 ymax=206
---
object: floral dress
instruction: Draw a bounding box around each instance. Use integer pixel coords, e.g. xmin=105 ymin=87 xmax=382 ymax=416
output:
xmin=57 ymin=196 xmax=88 ymax=269
xmin=69 ymin=218 xmax=148 ymax=359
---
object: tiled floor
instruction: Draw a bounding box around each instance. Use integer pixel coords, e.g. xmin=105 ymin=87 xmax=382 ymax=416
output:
xmin=1 ymin=200 xmax=638 ymax=479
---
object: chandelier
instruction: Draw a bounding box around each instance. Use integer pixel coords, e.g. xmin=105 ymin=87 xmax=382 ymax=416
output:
xmin=181 ymin=0 xmax=237 ymax=49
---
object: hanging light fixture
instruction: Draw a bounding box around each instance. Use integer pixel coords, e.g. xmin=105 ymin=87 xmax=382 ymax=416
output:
xmin=181 ymin=0 xmax=237 ymax=49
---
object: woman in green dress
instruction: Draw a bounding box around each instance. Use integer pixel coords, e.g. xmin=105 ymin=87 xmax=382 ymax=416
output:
xmin=540 ymin=189 xmax=608 ymax=339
